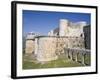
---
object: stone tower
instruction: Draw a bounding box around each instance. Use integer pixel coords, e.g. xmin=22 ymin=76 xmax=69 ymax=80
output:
xmin=59 ymin=19 xmax=69 ymax=36
xmin=35 ymin=37 xmax=58 ymax=62
xmin=25 ymin=32 xmax=36 ymax=54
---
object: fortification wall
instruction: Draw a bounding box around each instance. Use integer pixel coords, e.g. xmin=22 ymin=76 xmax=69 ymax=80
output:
xmin=25 ymin=40 xmax=35 ymax=54
xmin=35 ymin=36 xmax=85 ymax=62
xmin=35 ymin=37 xmax=58 ymax=62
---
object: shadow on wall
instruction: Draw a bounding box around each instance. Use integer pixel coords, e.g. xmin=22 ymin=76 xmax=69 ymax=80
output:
xmin=83 ymin=25 xmax=91 ymax=49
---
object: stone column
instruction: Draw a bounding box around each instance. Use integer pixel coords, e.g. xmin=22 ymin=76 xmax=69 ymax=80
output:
xmin=75 ymin=51 xmax=78 ymax=62
xmin=81 ymin=52 xmax=85 ymax=65
xmin=69 ymin=49 xmax=73 ymax=60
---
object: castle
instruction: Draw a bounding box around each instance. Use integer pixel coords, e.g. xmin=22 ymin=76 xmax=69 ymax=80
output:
xmin=25 ymin=19 xmax=90 ymax=62
xmin=48 ymin=19 xmax=86 ymax=37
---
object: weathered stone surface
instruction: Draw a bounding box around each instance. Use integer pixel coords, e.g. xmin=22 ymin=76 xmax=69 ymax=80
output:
xmin=35 ymin=36 xmax=85 ymax=62
xmin=25 ymin=40 xmax=35 ymax=54
xmin=35 ymin=37 xmax=58 ymax=62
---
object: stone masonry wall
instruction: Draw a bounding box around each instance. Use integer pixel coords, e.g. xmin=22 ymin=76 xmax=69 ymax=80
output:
xmin=35 ymin=37 xmax=58 ymax=62
xmin=25 ymin=40 xmax=35 ymax=54
xmin=35 ymin=36 xmax=85 ymax=62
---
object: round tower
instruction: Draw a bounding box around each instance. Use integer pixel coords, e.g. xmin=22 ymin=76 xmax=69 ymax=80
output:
xmin=59 ymin=19 xmax=69 ymax=36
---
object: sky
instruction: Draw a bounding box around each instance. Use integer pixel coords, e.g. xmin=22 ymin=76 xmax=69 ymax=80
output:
xmin=23 ymin=10 xmax=91 ymax=35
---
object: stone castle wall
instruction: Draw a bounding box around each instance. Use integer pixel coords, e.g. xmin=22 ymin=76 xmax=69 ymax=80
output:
xmin=48 ymin=19 xmax=87 ymax=37
xmin=35 ymin=36 xmax=85 ymax=62
xmin=35 ymin=37 xmax=58 ymax=62
xmin=25 ymin=40 xmax=35 ymax=54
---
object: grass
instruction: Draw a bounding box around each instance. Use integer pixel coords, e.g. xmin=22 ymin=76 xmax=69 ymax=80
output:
xmin=23 ymin=54 xmax=85 ymax=69
xmin=84 ymin=54 xmax=91 ymax=65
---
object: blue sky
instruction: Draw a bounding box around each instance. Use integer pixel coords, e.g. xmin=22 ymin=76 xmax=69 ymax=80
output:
xmin=23 ymin=10 xmax=90 ymax=35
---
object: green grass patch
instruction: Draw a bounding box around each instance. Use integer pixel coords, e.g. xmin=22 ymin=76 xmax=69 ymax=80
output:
xmin=84 ymin=54 xmax=91 ymax=65
xmin=23 ymin=56 xmax=84 ymax=69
